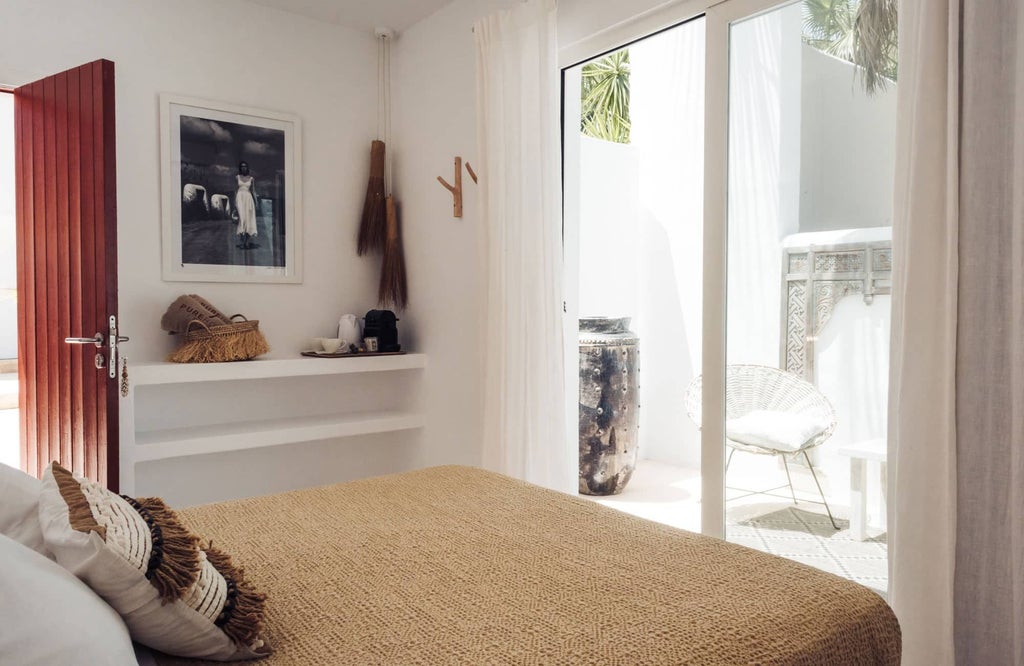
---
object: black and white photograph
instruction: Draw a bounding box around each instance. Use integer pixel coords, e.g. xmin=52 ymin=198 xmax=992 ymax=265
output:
xmin=161 ymin=95 xmax=302 ymax=283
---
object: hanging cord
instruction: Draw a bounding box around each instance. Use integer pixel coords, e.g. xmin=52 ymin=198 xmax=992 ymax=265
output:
xmin=383 ymin=33 xmax=393 ymax=197
xmin=376 ymin=35 xmax=384 ymax=141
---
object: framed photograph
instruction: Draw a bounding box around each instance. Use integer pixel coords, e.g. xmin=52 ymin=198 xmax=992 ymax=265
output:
xmin=160 ymin=94 xmax=302 ymax=282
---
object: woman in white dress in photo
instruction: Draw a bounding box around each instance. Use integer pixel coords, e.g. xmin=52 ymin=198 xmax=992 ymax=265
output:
xmin=234 ymin=161 xmax=259 ymax=249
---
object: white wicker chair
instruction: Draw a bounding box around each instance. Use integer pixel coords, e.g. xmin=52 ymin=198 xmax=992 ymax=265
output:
xmin=684 ymin=364 xmax=840 ymax=529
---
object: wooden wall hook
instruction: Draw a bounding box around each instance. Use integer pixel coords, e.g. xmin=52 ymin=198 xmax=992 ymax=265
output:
xmin=465 ymin=161 xmax=478 ymax=184
xmin=437 ymin=156 xmax=463 ymax=218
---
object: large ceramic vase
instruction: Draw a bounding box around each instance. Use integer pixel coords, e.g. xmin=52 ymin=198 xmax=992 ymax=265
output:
xmin=578 ymin=317 xmax=640 ymax=495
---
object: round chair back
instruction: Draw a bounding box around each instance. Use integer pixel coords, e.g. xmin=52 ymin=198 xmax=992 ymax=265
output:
xmin=684 ymin=365 xmax=837 ymax=451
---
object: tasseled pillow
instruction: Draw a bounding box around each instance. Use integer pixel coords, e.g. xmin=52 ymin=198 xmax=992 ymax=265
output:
xmin=38 ymin=462 xmax=269 ymax=661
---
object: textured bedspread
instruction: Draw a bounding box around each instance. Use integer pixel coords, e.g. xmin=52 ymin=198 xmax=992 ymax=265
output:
xmin=154 ymin=466 xmax=900 ymax=665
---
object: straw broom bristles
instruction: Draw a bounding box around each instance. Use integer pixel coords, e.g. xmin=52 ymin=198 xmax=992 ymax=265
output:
xmin=357 ymin=140 xmax=388 ymax=256
xmin=378 ymin=195 xmax=408 ymax=310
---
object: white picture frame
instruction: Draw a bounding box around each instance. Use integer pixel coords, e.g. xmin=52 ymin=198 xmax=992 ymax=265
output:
xmin=159 ymin=94 xmax=303 ymax=283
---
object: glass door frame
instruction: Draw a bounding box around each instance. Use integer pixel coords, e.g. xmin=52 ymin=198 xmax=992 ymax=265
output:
xmin=702 ymin=0 xmax=792 ymax=537
xmin=559 ymin=0 xmax=792 ymax=539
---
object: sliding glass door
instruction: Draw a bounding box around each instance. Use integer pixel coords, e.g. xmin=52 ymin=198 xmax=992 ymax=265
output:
xmin=563 ymin=18 xmax=707 ymax=533
xmin=710 ymin=0 xmax=896 ymax=592
xmin=564 ymin=3 xmax=896 ymax=589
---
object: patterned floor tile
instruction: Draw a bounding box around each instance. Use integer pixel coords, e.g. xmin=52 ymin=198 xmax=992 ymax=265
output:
xmin=726 ymin=502 xmax=888 ymax=597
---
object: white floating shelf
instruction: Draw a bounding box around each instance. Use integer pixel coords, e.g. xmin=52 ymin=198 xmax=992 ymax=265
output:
xmin=133 ymin=410 xmax=423 ymax=463
xmin=131 ymin=353 xmax=427 ymax=386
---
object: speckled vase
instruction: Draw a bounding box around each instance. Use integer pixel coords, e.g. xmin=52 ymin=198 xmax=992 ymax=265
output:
xmin=578 ymin=317 xmax=640 ymax=496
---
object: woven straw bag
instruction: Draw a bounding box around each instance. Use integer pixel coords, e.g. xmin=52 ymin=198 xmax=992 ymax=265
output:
xmin=161 ymin=294 xmax=231 ymax=333
xmin=168 ymin=315 xmax=270 ymax=364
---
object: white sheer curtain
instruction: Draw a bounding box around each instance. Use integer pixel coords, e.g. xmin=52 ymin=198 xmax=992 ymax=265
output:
xmin=887 ymin=1 xmax=959 ymax=664
xmin=955 ymin=1 xmax=1024 ymax=662
xmin=474 ymin=0 xmax=572 ymax=492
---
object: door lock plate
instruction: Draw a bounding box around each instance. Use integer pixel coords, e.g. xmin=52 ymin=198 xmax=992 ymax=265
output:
xmin=95 ymin=353 xmax=106 ymax=370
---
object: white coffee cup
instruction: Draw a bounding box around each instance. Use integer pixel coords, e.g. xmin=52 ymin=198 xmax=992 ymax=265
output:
xmin=320 ymin=338 xmax=344 ymax=354
xmin=310 ymin=337 xmax=325 ymax=351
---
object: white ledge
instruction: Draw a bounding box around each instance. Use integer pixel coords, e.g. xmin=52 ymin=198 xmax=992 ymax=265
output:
xmin=130 ymin=353 xmax=427 ymax=386
xmin=132 ymin=410 xmax=423 ymax=462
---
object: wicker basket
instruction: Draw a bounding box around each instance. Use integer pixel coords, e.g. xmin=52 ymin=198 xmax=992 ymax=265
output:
xmin=168 ymin=315 xmax=270 ymax=364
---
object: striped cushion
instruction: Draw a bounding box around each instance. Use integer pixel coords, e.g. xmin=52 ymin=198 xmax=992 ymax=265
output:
xmin=38 ymin=463 xmax=269 ymax=661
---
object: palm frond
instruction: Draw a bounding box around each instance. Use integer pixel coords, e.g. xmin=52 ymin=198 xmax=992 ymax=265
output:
xmin=853 ymin=0 xmax=898 ymax=94
xmin=802 ymin=0 xmax=897 ymax=96
xmin=580 ymin=49 xmax=631 ymax=144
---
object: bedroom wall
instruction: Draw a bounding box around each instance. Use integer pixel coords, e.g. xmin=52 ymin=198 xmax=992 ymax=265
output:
xmin=0 ymin=0 xmax=433 ymax=501
xmin=0 ymin=0 xmax=379 ymax=361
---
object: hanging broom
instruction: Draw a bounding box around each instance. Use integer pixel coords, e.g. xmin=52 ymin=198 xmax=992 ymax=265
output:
xmin=378 ymin=195 xmax=408 ymax=310
xmin=356 ymin=140 xmax=387 ymax=255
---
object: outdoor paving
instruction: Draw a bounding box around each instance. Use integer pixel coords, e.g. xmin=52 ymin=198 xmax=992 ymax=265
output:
xmin=584 ymin=458 xmax=889 ymax=598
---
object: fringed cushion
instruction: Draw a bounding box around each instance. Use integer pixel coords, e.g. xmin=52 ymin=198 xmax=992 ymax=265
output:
xmin=38 ymin=463 xmax=269 ymax=661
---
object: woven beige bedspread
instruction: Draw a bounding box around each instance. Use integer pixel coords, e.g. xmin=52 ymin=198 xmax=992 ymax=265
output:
xmin=154 ymin=466 xmax=900 ymax=665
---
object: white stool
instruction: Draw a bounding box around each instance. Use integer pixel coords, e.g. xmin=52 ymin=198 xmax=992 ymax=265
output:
xmin=837 ymin=439 xmax=887 ymax=541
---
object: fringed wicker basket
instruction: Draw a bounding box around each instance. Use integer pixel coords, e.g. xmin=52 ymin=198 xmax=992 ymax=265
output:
xmin=168 ymin=315 xmax=270 ymax=364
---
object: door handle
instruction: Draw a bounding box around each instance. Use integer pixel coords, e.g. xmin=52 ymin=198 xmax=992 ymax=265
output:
xmin=65 ymin=333 xmax=105 ymax=347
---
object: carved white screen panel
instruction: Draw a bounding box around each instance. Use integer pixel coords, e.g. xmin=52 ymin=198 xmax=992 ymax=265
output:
xmin=781 ymin=242 xmax=892 ymax=380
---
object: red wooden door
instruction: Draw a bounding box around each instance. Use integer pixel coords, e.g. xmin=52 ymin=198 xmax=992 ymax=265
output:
xmin=14 ymin=60 xmax=119 ymax=490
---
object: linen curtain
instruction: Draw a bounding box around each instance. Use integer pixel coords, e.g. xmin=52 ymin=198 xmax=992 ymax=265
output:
xmin=893 ymin=1 xmax=1024 ymax=663
xmin=955 ymin=1 xmax=1024 ymax=662
xmin=474 ymin=0 xmax=573 ymax=492
xmin=887 ymin=2 xmax=959 ymax=664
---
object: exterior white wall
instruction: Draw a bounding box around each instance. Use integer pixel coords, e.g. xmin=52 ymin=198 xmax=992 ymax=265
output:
xmin=726 ymin=4 xmax=803 ymax=369
xmin=799 ymin=46 xmax=897 ymax=232
xmin=630 ymin=21 xmax=705 ymax=467
xmin=577 ymin=138 xmax=640 ymax=319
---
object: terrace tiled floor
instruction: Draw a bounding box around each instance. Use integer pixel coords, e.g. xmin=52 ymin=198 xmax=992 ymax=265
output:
xmin=585 ymin=458 xmax=888 ymax=597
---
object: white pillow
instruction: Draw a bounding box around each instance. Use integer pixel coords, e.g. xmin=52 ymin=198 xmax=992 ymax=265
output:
xmin=0 ymin=532 xmax=139 ymax=665
xmin=0 ymin=461 xmax=50 ymax=556
xmin=726 ymin=409 xmax=829 ymax=452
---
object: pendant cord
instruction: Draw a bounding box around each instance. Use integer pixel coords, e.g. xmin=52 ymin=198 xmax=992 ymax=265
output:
xmin=376 ymin=36 xmax=384 ymax=141
xmin=384 ymin=34 xmax=393 ymax=197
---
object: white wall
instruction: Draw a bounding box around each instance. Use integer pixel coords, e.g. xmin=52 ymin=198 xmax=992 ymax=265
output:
xmin=799 ymin=46 xmax=897 ymax=232
xmin=0 ymin=0 xmax=432 ymax=498
xmin=0 ymin=0 xmax=381 ymax=363
xmin=726 ymin=5 xmax=803 ymax=369
xmin=630 ymin=21 xmax=705 ymax=467
xmin=577 ymin=138 xmax=640 ymax=319
xmin=0 ymin=94 xmax=14 ymax=359
xmin=390 ymin=0 xmax=513 ymax=471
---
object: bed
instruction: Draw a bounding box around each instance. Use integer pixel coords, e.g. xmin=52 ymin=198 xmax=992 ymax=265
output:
xmin=150 ymin=466 xmax=900 ymax=665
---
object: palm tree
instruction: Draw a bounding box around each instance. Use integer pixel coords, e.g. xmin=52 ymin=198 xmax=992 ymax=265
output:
xmin=580 ymin=50 xmax=631 ymax=144
xmin=803 ymin=0 xmax=898 ymax=95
